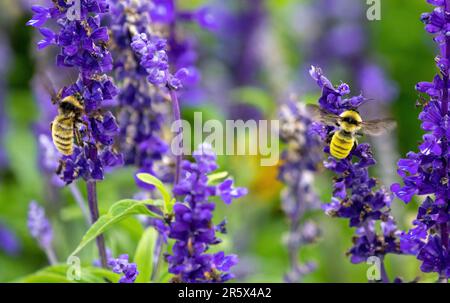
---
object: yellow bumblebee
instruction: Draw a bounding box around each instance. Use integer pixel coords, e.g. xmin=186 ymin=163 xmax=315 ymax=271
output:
xmin=39 ymin=74 xmax=85 ymax=156
xmin=307 ymin=105 xmax=396 ymax=159
xmin=51 ymin=95 xmax=85 ymax=156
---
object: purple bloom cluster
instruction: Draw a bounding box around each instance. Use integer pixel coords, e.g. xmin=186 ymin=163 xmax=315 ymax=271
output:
xmin=156 ymin=0 xmax=210 ymax=97
xmin=108 ymin=254 xmax=139 ymax=283
xmin=278 ymin=100 xmax=322 ymax=282
xmin=108 ymin=0 xmax=173 ymax=189
xmin=310 ymin=67 xmax=403 ymax=273
xmin=131 ymin=33 xmax=188 ymax=91
xmin=27 ymin=0 xmax=123 ymax=184
xmin=391 ymin=0 xmax=450 ymax=279
xmin=109 ymin=0 xmax=210 ymax=190
xmin=165 ymin=144 xmax=247 ymax=283
xmin=128 ymin=0 xmax=206 ymax=94
xmin=0 ymin=222 xmax=21 ymax=256
xmin=28 ymin=201 xmax=53 ymax=250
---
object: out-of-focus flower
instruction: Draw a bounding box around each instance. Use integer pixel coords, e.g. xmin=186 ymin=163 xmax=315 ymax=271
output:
xmin=28 ymin=201 xmax=53 ymax=250
xmin=278 ymin=99 xmax=322 ymax=282
xmin=0 ymin=222 xmax=21 ymax=256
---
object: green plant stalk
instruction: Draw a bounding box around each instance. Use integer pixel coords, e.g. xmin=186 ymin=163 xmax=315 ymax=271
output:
xmin=86 ymin=180 xmax=107 ymax=268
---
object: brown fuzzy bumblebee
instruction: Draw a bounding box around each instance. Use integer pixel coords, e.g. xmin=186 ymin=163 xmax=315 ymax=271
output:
xmin=51 ymin=95 xmax=84 ymax=156
xmin=306 ymin=104 xmax=397 ymax=159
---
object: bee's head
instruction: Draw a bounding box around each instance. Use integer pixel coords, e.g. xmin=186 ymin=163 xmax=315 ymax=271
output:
xmin=59 ymin=95 xmax=84 ymax=115
xmin=339 ymin=110 xmax=362 ymax=133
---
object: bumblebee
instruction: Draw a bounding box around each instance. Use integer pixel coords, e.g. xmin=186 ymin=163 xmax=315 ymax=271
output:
xmin=51 ymin=94 xmax=85 ymax=156
xmin=39 ymin=73 xmax=85 ymax=156
xmin=307 ymin=105 xmax=396 ymax=159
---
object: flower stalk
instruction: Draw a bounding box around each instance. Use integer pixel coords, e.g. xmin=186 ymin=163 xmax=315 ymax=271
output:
xmin=86 ymin=180 xmax=107 ymax=268
xmin=69 ymin=183 xmax=90 ymax=225
xmin=168 ymin=87 xmax=182 ymax=185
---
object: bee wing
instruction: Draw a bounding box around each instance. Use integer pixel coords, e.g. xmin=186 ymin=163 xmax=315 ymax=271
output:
xmin=362 ymin=119 xmax=397 ymax=136
xmin=37 ymin=72 xmax=59 ymax=103
xmin=305 ymin=104 xmax=340 ymax=126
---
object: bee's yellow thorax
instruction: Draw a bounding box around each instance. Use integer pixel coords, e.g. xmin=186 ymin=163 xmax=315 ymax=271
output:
xmin=62 ymin=95 xmax=83 ymax=108
xmin=339 ymin=110 xmax=362 ymax=133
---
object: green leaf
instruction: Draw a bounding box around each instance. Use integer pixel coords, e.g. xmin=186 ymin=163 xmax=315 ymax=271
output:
xmin=136 ymin=173 xmax=173 ymax=212
xmin=70 ymin=199 xmax=159 ymax=256
xmin=134 ymin=228 xmax=158 ymax=283
xmin=14 ymin=265 xmax=119 ymax=283
xmin=208 ymin=171 xmax=229 ymax=184
xmin=231 ymin=87 xmax=274 ymax=114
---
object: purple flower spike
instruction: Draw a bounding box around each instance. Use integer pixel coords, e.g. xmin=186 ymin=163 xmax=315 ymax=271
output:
xmin=309 ymin=67 xmax=403 ymax=280
xmin=278 ymin=100 xmax=322 ymax=282
xmin=393 ymin=0 xmax=450 ymax=280
xmin=166 ymin=144 xmax=246 ymax=283
xmin=27 ymin=0 xmax=122 ymax=184
xmin=28 ymin=201 xmax=53 ymax=250
xmin=0 ymin=222 xmax=21 ymax=256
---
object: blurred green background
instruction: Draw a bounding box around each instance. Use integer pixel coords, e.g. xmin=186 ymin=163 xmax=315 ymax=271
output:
xmin=0 ymin=0 xmax=440 ymax=282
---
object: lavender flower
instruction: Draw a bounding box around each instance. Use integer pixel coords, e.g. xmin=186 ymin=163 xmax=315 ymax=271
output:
xmin=131 ymin=33 xmax=187 ymax=91
xmin=108 ymin=254 xmax=139 ymax=283
xmin=109 ymin=0 xmax=210 ymax=189
xmin=108 ymin=0 xmax=172 ymax=188
xmin=166 ymin=143 xmax=247 ymax=283
xmin=278 ymin=100 xmax=322 ymax=282
xmin=28 ymin=201 xmax=57 ymax=264
xmin=391 ymin=0 xmax=450 ymax=280
xmin=27 ymin=0 xmax=123 ymax=184
xmin=0 ymin=222 xmax=21 ymax=256
xmin=310 ymin=67 xmax=403 ymax=282
xmin=128 ymin=1 xmax=211 ymax=186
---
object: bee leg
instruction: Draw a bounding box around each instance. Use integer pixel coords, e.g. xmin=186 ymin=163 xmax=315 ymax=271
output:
xmin=351 ymin=140 xmax=359 ymax=153
xmin=56 ymin=160 xmax=64 ymax=175
xmin=74 ymin=128 xmax=83 ymax=147
xmin=326 ymin=131 xmax=334 ymax=144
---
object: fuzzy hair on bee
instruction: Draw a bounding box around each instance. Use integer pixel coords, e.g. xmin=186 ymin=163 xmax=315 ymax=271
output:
xmin=51 ymin=95 xmax=85 ymax=156
xmin=306 ymin=104 xmax=396 ymax=159
xmin=38 ymin=73 xmax=86 ymax=156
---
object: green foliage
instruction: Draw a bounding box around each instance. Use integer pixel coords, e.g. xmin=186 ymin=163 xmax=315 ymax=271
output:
xmin=136 ymin=173 xmax=175 ymax=213
xmin=70 ymin=200 xmax=160 ymax=257
xmin=207 ymin=171 xmax=229 ymax=184
xmin=15 ymin=264 xmax=120 ymax=283
xmin=133 ymin=228 xmax=158 ymax=283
